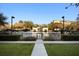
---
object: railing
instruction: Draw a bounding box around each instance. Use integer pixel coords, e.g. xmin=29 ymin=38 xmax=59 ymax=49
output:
xmin=12 ymin=31 xmax=61 ymax=40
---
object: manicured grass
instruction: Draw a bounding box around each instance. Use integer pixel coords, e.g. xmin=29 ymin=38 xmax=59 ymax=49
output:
xmin=45 ymin=44 xmax=79 ymax=56
xmin=0 ymin=43 xmax=34 ymax=56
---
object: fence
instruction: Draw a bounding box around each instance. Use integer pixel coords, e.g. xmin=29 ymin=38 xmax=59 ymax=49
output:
xmin=12 ymin=31 xmax=61 ymax=40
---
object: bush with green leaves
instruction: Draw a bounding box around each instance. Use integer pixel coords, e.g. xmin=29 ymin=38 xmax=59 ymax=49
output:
xmin=43 ymin=36 xmax=55 ymax=41
xmin=0 ymin=35 xmax=21 ymax=41
xmin=21 ymin=36 xmax=37 ymax=41
xmin=61 ymin=34 xmax=79 ymax=41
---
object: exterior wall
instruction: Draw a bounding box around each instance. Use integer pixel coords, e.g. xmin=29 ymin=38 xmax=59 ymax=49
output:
xmin=32 ymin=28 xmax=38 ymax=32
xmin=54 ymin=20 xmax=61 ymax=23
xmin=0 ymin=24 xmax=10 ymax=30
xmin=42 ymin=28 xmax=48 ymax=32
xmin=32 ymin=27 xmax=48 ymax=32
xmin=0 ymin=25 xmax=4 ymax=30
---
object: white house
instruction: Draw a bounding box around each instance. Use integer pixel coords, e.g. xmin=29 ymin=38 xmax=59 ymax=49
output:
xmin=42 ymin=27 xmax=48 ymax=32
xmin=32 ymin=27 xmax=38 ymax=32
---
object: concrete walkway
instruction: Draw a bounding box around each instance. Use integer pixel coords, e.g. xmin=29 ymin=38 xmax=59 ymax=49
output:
xmin=31 ymin=39 xmax=48 ymax=56
xmin=0 ymin=41 xmax=79 ymax=44
xmin=0 ymin=41 xmax=35 ymax=43
xmin=44 ymin=41 xmax=79 ymax=44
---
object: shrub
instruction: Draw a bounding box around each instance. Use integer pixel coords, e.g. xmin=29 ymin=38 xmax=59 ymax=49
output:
xmin=0 ymin=35 xmax=21 ymax=41
xmin=21 ymin=36 xmax=37 ymax=41
xmin=61 ymin=34 xmax=79 ymax=41
xmin=43 ymin=36 xmax=55 ymax=41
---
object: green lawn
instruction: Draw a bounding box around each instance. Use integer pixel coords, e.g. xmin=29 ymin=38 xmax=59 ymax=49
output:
xmin=45 ymin=44 xmax=79 ymax=56
xmin=0 ymin=43 xmax=34 ymax=56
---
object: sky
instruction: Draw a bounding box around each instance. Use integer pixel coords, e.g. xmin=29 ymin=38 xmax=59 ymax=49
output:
xmin=0 ymin=3 xmax=78 ymax=24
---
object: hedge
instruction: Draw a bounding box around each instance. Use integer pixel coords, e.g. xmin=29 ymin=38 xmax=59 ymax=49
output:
xmin=61 ymin=34 xmax=79 ymax=41
xmin=21 ymin=37 xmax=37 ymax=41
xmin=43 ymin=36 xmax=55 ymax=41
xmin=0 ymin=35 xmax=21 ymax=41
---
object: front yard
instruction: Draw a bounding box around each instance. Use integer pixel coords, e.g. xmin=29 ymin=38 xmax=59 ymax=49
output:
xmin=0 ymin=43 xmax=34 ymax=56
xmin=45 ymin=44 xmax=79 ymax=56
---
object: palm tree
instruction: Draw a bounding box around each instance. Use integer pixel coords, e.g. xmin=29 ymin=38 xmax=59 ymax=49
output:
xmin=0 ymin=13 xmax=7 ymax=26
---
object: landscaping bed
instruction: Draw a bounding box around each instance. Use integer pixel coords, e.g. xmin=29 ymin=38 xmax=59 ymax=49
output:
xmin=0 ymin=35 xmax=21 ymax=41
xmin=43 ymin=36 xmax=61 ymax=41
xmin=61 ymin=34 xmax=79 ymax=41
xmin=45 ymin=44 xmax=79 ymax=56
xmin=0 ymin=43 xmax=34 ymax=56
xmin=0 ymin=35 xmax=37 ymax=41
xmin=21 ymin=36 xmax=37 ymax=41
xmin=43 ymin=36 xmax=55 ymax=41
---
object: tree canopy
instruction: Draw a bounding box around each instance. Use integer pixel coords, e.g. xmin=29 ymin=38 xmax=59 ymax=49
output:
xmin=65 ymin=3 xmax=79 ymax=21
xmin=0 ymin=13 xmax=7 ymax=25
xmin=23 ymin=21 xmax=33 ymax=29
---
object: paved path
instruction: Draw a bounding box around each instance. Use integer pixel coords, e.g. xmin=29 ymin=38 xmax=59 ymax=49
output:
xmin=44 ymin=41 xmax=79 ymax=44
xmin=0 ymin=41 xmax=35 ymax=43
xmin=31 ymin=39 xmax=48 ymax=56
xmin=0 ymin=41 xmax=79 ymax=44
